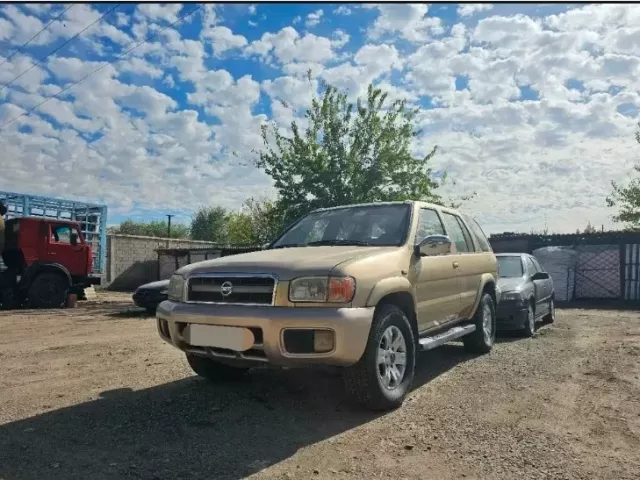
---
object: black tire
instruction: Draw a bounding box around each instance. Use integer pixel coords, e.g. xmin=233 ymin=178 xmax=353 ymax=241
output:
xmin=27 ymin=272 xmax=69 ymax=309
xmin=146 ymin=307 xmax=157 ymax=316
xmin=520 ymin=302 xmax=536 ymax=338
xmin=544 ymin=297 xmax=555 ymax=324
xmin=343 ymin=303 xmax=416 ymax=411
xmin=0 ymin=285 xmax=21 ymax=310
xmin=186 ymin=353 xmax=249 ymax=382
xmin=463 ymin=292 xmax=496 ymax=354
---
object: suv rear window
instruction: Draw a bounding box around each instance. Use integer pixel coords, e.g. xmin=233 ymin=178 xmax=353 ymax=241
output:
xmin=463 ymin=215 xmax=492 ymax=252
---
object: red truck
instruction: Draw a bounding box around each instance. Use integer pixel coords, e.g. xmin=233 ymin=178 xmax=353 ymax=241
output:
xmin=0 ymin=217 xmax=101 ymax=309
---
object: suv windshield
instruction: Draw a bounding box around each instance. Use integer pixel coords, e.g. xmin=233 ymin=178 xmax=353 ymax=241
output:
xmin=497 ymin=256 xmax=524 ymax=278
xmin=272 ymin=204 xmax=412 ymax=248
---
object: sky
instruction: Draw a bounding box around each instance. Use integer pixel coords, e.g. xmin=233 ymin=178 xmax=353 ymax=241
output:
xmin=0 ymin=2 xmax=639 ymax=234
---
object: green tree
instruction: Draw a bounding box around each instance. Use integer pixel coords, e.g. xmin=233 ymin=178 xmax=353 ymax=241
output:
xmin=190 ymin=206 xmax=229 ymax=243
xmin=227 ymin=211 xmax=255 ymax=245
xmin=583 ymin=221 xmax=597 ymax=234
xmin=607 ymin=121 xmax=640 ymax=229
xmin=244 ymin=196 xmax=286 ymax=243
xmin=225 ymin=197 xmax=287 ymax=245
xmin=109 ymin=219 xmax=190 ymax=238
xmin=256 ymin=77 xmax=443 ymax=225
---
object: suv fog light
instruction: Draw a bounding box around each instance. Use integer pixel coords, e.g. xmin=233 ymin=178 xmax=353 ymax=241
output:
xmin=314 ymin=330 xmax=334 ymax=353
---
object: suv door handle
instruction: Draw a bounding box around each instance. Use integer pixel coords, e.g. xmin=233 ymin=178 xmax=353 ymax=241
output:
xmin=452 ymin=261 xmax=459 ymax=269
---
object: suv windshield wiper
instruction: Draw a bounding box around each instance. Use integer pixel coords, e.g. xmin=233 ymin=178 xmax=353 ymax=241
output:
xmin=271 ymin=243 xmax=303 ymax=249
xmin=307 ymin=239 xmax=372 ymax=246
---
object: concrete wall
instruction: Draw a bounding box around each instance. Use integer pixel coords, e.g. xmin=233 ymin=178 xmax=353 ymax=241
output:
xmin=106 ymin=234 xmax=218 ymax=291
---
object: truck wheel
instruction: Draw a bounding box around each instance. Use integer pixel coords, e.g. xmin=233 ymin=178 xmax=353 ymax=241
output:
xmin=27 ymin=273 xmax=69 ymax=309
xmin=1 ymin=286 xmax=21 ymax=310
xmin=186 ymin=353 xmax=249 ymax=382
xmin=520 ymin=303 xmax=536 ymax=338
xmin=343 ymin=304 xmax=416 ymax=411
xmin=463 ymin=293 xmax=496 ymax=354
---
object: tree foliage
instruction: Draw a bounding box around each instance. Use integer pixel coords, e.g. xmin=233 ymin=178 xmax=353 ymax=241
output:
xmin=606 ymin=122 xmax=640 ymax=230
xmin=256 ymin=76 xmax=442 ymax=225
xmin=226 ymin=197 xmax=285 ymax=245
xmin=190 ymin=206 xmax=229 ymax=243
xmin=109 ymin=219 xmax=190 ymax=238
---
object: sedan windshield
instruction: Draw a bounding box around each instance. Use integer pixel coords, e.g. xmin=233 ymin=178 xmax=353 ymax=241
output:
xmin=497 ymin=256 xmax=524 ymax=278
xmin=272 ymin=204 xmax=412 ymax=248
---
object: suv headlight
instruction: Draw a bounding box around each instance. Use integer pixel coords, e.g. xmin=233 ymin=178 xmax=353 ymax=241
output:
xmin=168 ymin=274 xmax=186 ymax=302
xmin=289 ymin=276 xmax=356 ymax=303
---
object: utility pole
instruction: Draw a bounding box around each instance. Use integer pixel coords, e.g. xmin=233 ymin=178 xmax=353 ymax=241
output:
xmin=166 ymin=214 xmax=174 ymax=247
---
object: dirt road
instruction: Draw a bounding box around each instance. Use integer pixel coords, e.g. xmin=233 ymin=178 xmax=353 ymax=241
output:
xmin=1 ymin=294 xmax=639 ymax=480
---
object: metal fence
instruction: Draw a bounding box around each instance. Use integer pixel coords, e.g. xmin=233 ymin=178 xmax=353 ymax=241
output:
xmin=156 ymin=245 xmax=262 ymax=280
xmin=491 ymin=231 xmax=640 ymax=303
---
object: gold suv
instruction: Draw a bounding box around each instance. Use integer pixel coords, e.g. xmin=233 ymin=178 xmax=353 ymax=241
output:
xmin=157 ymin=201 xmax=499 ymax=410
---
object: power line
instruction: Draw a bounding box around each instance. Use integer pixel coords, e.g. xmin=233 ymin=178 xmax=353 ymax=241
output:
xmin=0 ymin=4 xmax=75 ymax=69
xmin=0 ymin=5 xmax=203 ymax=132
xmin=0 ymin=4 xmax=120 ymax=93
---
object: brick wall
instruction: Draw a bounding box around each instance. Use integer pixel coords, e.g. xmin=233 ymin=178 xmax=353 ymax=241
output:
xmin=106 ymin=234 xmax=218 ymax=291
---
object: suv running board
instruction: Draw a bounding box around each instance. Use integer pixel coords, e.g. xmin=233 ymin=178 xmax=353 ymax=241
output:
xmin=418 ymin=324 xmax=476 ymax=351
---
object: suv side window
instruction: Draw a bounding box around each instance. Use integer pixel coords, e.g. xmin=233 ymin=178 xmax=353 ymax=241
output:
xmin=441 ymin=212 xmax=471 ymax=253
xmin=455 ymin=216 xmax=475 ymax=251
xmin=463 ymin=215 xmax=492 ymax=252
xmin=415 ymin=208 xmax=445 ymax=245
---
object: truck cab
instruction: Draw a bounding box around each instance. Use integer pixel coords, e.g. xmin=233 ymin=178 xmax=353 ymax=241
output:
xmin=1 ymin=217 xmax=100 ymax=309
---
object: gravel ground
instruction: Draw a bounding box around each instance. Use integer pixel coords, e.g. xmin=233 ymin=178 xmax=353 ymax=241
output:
xmin=1 ymin=293 xmax=639 ymax=480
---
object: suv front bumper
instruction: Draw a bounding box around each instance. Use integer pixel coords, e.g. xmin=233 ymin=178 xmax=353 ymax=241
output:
xmin=156 ymin=300 xmax=374 ymax=367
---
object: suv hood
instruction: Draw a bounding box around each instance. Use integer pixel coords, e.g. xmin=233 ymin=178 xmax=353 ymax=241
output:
xmin=178 ymin=246 xmax=397 ymax=280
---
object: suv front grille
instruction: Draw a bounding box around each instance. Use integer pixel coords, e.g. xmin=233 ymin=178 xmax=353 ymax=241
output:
xmin=186 ymin=275 xmax=276 ymax=305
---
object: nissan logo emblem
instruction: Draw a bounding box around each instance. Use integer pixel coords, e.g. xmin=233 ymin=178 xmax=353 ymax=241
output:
xmin=220 ymin=281 xmax=233 ymax=297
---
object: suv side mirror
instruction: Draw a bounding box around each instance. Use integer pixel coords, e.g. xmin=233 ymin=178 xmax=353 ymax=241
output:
xmin=415 ymin=235 xmax=452 ymax=257
xmin=531 ymin=271 xmax=550 ymax=281
xmin=70 ymin=233 xmax=78 ymax=246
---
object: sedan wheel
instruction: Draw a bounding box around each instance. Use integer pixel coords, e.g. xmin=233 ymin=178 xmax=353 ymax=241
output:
xmin=521 ymin=303 xmax=536 ymax=338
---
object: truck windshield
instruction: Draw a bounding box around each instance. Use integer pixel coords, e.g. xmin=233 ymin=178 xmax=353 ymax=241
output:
xmin=497 ymin=256 xmax=524 ymax=278
xmin=272 ymin=204 xmax=412 ymax=248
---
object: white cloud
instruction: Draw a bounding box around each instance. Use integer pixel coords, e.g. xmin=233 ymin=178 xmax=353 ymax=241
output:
xmin=458 ymin=4 xmax=494 ymax=18
xmin=335 ymin=6 xmax=352 ymax=16
xmin=331 ymin=29 xmax=350 ymax=49
xmin=134 ymin=4 xmax=183 ymax=23
xmin=305 ymin=9 xmax=323 ymax=28
xmin=245 ymin=27 xmax=335 ymax=66
xmin=1 ymin=3 xmax=640 ymax=235
xmin=322 ymin=44 xmax=403 ymax=99
xmin=367 ymin=4 xmax=444 ymax=42
xmin=203 ymin=26 xmax=248 ymax=56
xmin=248 ymin=5 xmax=257 ymax=15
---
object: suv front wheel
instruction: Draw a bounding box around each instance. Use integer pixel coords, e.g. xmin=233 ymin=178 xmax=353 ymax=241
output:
xmin=343 ymin=304 xmax=416 ymax=411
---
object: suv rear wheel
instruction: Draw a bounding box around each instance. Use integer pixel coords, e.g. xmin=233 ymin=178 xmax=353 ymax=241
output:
xmin=463 ymin=292 xmax=496 ymax=354
xmin=186 ymin=353 xmax=249 ymax=382
xmin=343 ymin=304 xmax=416 ymax=411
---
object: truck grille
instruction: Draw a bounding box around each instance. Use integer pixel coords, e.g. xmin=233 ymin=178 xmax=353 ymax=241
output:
xmin=186 ymin=275 xmax=276 ymax=305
